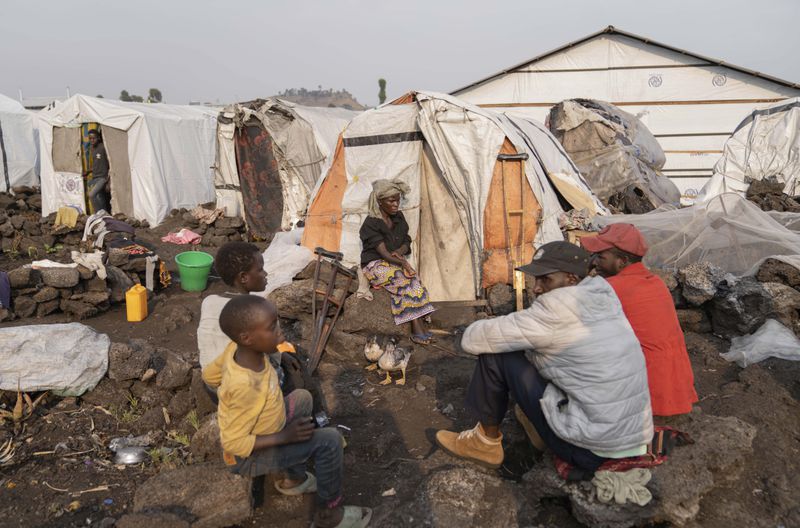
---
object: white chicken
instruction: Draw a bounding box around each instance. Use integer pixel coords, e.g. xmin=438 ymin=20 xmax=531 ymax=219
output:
xmin=363 ymin=335 xmax=412 ymax=385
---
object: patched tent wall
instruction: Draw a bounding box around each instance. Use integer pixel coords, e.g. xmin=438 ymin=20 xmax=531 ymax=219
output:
xmin=417 ymin=142 xmax=475 ymax=301
xmin=214 ymin=99 xmax=357 ymax=237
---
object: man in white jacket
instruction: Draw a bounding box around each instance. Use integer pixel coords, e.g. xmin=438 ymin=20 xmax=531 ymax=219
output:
xmin=436 ymin=241 xmax=653 ymax=472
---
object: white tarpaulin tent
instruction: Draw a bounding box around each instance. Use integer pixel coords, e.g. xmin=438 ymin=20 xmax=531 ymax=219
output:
xmin=214 ymin=98 xmax=357 ymax=236
xmin=0 ymin=93 xmax=38 ymax=191
xmin=38 ymin=95 xmax=218 ymax=226
xmin=452 ymin=26 xmax=800 ymax=200
xmin=700 ymin=98 xmax=800 ymax=201
xmin=302 ymin=91 xmax=606 ymax=301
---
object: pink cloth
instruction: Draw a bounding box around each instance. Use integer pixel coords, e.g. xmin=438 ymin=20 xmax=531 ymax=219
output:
xmin=161 ymin=228 xmax=201 ymax=245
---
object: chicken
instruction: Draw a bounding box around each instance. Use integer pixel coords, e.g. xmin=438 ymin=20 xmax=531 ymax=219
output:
xmin=363 ymin=335 xmax=411 ymax=385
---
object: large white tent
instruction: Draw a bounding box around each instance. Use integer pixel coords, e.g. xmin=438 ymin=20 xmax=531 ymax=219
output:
xmin=700 ymin=98 xmax=800 ymax=201
xmin=214 ymin=98 xmax=357 ymax=237
xmin=0 ymin=93 xmax=38 ymax=192
xmin=38 ymin=95 xmax=218 ymax=226
xmin=452 ymin=26 xmax=800 ymax=199
xmin=302 ymin=91 xmax=605 ymax=302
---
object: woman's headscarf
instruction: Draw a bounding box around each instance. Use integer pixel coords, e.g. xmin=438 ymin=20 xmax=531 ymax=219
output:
xmin=367 ymin=178 xmax=411 ymax=218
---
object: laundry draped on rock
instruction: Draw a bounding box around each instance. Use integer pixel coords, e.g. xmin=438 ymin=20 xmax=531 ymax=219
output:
xmin=161 ymin=228 xmax=202 ymax=245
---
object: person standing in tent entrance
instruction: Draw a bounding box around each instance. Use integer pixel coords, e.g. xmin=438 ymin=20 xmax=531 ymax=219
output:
xmin=359 ymin=179 xmax=435 ymax=345
xmin=85 ymin=129 xmax=110 ymax=213
xmin=581 ymin=223 xmax=698 ymax=417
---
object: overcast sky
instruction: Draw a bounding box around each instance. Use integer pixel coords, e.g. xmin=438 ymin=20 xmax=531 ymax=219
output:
xmin=2 ymin=0 xmax=798 ymax=107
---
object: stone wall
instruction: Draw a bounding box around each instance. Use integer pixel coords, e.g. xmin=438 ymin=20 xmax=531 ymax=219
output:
xmin=661 ymin=259 xmax=800 ymax=338
xmin=0 ymin=187 xmax=87 ymax=257
xmin=3 ymin=264 xmax=111 ymax=322
xmin=2 ymin=248 xmax=163 ymax=322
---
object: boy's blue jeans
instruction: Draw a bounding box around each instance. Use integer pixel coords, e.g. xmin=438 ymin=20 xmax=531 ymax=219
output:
xmin=230 ymin=389 xmax=344 ymax=508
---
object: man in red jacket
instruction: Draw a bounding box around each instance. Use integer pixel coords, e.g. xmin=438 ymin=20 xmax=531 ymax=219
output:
xmin=582 ymin=223 xmax=698 ymax=417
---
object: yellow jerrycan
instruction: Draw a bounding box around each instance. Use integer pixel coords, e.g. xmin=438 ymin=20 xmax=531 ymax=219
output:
xmin=126 ymin=284 xmax=148 ymax=322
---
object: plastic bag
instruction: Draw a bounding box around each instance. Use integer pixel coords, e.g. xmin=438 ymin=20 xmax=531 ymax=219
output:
xmin=258 ymin=227 xmax=313 ymax=297
xmin=721 ymin=319 xmax=800 ymax=368
xmin=0 ymin=323 xmax=110 ymax=396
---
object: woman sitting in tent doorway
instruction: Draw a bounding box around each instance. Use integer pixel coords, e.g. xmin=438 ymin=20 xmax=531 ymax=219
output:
xmin=359 ymin=179 xmax=435 ymax=345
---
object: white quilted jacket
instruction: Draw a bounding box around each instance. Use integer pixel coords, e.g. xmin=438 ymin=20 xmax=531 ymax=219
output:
xmin=462 ymin=276 xmax=653 ymax=452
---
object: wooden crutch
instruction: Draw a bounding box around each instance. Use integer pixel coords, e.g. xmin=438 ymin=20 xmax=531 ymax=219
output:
xmin=498 ymin=152 xmax=529 ymax=312
xmin=309 ymin=247 xmax=357 ymax=373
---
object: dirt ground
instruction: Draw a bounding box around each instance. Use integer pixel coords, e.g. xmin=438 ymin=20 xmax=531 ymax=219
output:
xmin=1 ymin=220 xmax=799 ymax=527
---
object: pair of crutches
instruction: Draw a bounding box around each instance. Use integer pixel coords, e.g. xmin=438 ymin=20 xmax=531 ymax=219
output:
xmin=308 ymin=247 xmax=357 ymax=373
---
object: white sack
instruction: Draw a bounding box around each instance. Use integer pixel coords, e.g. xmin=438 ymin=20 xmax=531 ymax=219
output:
xmin=258 ymin=228 xmax=313 ymax=297
xmin=0 ymin=323 xmax=110 ymax=396
xmin=721 ymin=319 xmax=800 ymax=368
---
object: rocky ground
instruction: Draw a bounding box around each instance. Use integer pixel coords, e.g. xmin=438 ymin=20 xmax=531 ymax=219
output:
xmin=2 ymin=299 xmax=798 ymax=527
xmin=1 ymin=194 xmax=799 ymax=527
xmin=746 ymin=179 xmax=800 ymax=213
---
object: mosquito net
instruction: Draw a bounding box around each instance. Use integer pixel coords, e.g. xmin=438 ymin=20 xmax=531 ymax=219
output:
xmin=595 ymin=193 xmax=800 ymax=275
xmin=767 ymin=211 xmax=800 ymax=232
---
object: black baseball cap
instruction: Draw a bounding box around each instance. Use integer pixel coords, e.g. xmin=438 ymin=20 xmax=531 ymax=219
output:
xmin=516 ymin=241 xmax=590 ymax=278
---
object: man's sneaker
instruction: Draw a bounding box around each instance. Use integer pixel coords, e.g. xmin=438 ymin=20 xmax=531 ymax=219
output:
xmin=435 ymin=423 xmax=504 ymax=469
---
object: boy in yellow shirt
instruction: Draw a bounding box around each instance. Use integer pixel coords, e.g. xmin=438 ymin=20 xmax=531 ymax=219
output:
xmin=197 ymin=242 xmax=306 ymax=392
xmin=203 ymin=295 xmax=371 ymax=528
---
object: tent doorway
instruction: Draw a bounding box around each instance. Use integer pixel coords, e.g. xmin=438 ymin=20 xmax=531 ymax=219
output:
xmin=51 ymin=122 xmax=120 ymax=215
xmin=233 ymin=123 xmax=284 ymax=239
xmin=417 ymin=143 xmax=475 ymax=302
xmin=103 ymin=126 xmax=133 ymax=218
xmin=51 ymin=122 xmax=133 ymax=216
xmin=80 ymin=123 xmax=100 ymax=214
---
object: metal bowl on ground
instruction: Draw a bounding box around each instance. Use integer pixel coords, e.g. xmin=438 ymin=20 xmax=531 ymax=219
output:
xmin=114 ymin=446 xmax=147 ymax=465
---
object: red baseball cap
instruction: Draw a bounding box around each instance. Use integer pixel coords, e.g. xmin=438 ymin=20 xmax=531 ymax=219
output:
xmin=580 ymin=223 xmax=649 ymax=257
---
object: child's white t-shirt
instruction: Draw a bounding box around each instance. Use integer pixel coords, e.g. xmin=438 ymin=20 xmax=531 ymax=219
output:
xmin=197 ymin=293 xmax=237 ymax=368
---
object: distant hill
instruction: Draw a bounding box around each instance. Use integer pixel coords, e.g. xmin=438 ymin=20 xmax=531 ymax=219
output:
xmin=275 ymin=88 xmax=366 ymax=111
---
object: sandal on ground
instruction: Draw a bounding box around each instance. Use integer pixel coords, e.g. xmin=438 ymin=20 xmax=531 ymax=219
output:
xmin=312 ymin=506 xmax=373 ymax=528
xmin=650 ymin=427 xmax=694 ymax=456
xmin=274 ymin=472 xmax=317 ymax=496
xmin=411 ymin=333 xmax=434 ymax=345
